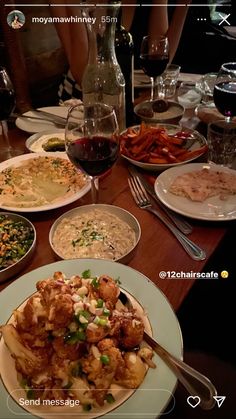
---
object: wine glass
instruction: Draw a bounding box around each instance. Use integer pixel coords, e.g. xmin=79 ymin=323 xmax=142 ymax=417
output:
xmin=213 ymin=62 xmax=236 ymax=122
xmin=0 ymin=66 xmax=23 ymax=161
xmin=65 ymin=103 xmax=119 ymax=203
xmin=140 ymin=35 xmax=169 ymax=101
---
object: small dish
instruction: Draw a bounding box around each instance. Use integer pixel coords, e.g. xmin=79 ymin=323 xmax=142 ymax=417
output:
xmin=134 ymin=100 xmax=184 ymax=124
xmin=25 ymin=130 xmax=65 ymax=153
xmin=120 ymin=124 xmax=207 ymax=171
xmin=49 ymin=204 xmax=141 ymax=264
xmin=0 ymin=212 xmax=36 ymax=283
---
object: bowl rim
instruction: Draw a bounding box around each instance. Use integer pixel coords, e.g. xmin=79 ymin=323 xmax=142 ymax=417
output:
xmin=0 ymin=212 xmax=36 ymax=275
xmin=49 ymin=204 xmax=141 ymax=262
xmin=134 ymin=100 xmax=184 ymax=123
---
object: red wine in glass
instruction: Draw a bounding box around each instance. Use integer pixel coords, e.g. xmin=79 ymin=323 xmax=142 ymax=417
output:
xmin=213 ymin=81 xmax=236 ymax=118
xmin=140 ymin=55 xmax=169 ymax=78
xmin=66 ymin=103 xmax=119 ymax=203
xmin=140 ymin=35 xmax=169 ymax=101
xmin=213 ymin=63 xmax=236 ymax=122
xmin=0 ymin=66 xmax=23 ymax=161
xmin=67 ymin=136 xmax=119 ymax=177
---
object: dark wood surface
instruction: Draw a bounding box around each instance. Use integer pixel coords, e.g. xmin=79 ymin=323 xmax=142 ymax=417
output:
xmin=0 ymin=126 xmax=230 ymax=310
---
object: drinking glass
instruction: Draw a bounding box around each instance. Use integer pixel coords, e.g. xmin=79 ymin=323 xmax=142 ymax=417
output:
xmin=65 ymin=103 xmax=119 ymax=203
xmin=140 ymin=35 xmax=169 ymax=101
xmin=0 ymin=67 xmax=23 ymax=161
xmin=213 ymin=62 xmax=236 ymax=122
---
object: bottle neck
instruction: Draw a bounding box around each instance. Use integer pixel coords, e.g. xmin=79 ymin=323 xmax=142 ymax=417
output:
xmin=82 ymin=3 xmax=120 ymax=65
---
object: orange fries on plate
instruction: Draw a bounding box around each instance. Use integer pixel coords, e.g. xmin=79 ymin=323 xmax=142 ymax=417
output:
xmin=120 ymin=123 xmax=207 ymax=167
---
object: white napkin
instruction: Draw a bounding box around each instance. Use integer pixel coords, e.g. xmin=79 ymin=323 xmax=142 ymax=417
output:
xmin=178 ymin=90 xmax=201 ymax=108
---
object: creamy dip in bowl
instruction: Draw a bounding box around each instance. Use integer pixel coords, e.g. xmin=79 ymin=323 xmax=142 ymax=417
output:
xmin=50 ymin=204 xmax=141 ymax=264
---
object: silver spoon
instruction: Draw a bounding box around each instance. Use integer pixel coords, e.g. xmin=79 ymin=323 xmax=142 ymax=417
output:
xmin=119 ymin=291 xmax=217 ymax=410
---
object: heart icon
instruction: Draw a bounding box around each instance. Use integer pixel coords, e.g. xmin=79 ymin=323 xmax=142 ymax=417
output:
xmin=187 ymin=396 xmax=201 ymax=408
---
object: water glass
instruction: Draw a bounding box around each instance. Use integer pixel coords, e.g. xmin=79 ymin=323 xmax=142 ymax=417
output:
xmin=157 ymin=64 xmax=181 ymax=98
xmin=177 ymin=82 xmax=202 ymax=109
xmin=207 ymin=120 xmax=236 ymax=167
xmin=196 ymin=72 xmax=218 ymax=105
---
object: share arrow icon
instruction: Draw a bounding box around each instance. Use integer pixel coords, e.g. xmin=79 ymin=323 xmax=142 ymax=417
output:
xmin=213 ymin=396 xmax=226 ymax=408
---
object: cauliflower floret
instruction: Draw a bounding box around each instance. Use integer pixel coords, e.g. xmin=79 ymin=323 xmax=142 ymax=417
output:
xmin=86 ymin=324 xmax=109 ymax=343
xmin=0 ymin=324 xmax=49 ymax=376
xmin=119 ymin=315 xmax=144 ymax=349
xmin=70 ymin=377 xmax=94 ymax=406
xmin=52 ymin=336 xmax=85 ymax=361
xmin=48 ymin=294 xmax=73 ymax=328
xmin=37 ymin=278 xmax=72 ymax=305
xmin=115 ymin=352 xmax=146 ymax=388
xmin=81 ymin=345 xmax=124 ymax=406
xmin=98 ymin=275 xmax=120 ymax=306
xmin=138 ymin=347 xmax=156 ymax=368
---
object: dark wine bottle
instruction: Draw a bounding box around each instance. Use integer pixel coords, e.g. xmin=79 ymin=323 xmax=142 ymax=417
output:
xmin=115 ymin=10 xmax=134 ymax=127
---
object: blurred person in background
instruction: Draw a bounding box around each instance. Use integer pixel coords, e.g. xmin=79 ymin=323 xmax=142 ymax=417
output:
xmin=50 ymin=0 xmax=191 ymax=102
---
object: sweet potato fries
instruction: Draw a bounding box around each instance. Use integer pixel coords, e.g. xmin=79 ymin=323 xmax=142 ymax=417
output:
xmin=120 ymin=123 xmax=208 ymax=164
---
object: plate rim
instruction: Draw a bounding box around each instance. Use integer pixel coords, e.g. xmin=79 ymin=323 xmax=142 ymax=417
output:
xmin=0 ymin=152 xmax=90 ymax=213
xmin=0 ymin=258 xmax=183 ymax=419
xmin=154 ymin=162 xmax=236 ymax=221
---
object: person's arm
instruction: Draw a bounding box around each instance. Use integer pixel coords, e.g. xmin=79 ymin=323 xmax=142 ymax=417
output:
xmin=148 ymin=0 xmax=191 ymax=62
xmin=50 ymin=1 xmax=88 ymax=86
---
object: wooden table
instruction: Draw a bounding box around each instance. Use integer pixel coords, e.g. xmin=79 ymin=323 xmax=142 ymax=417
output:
xmin=0 ymin=127 xmax=230 ymax=310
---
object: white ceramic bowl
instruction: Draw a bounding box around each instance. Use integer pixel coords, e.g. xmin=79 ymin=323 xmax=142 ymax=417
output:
xmin=134 ymin=100 xmax=184 ymax=124
xmin=0 ymin=213 xmax=36 ymax=283
xmin=120 ymin=124 xmax=207 ymax=171
xmin=49 ymin=204 xmax=141 ymax=264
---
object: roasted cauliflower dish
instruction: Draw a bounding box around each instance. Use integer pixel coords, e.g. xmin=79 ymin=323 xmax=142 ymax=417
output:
xmin=0 ymin=270 xmax=155 ymax=411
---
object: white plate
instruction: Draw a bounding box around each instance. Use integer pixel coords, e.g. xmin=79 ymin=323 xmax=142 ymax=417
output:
xmin=16 ymin=106 xmax=68 ymax=133
xmin=0 ymin=152 xmax=90 ymax=212
xmin=0 ymin=259 xmax=183 ymax=419
xmin=25 ymin=130 xmax=65 ymax=152
xmin=154 ymin=162 xmax=236 ymax=221
xmin=121 ymin=124 xmax=207 ymax=172
xmin=134 ymin=69 xmax=151 ymax=88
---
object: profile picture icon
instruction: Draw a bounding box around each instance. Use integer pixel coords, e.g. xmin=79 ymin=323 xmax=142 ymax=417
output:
xmin=7 ymin=10 xmax=25 ymax=30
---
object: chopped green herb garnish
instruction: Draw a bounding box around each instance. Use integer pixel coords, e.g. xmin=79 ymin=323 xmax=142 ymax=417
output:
xmin=96 ymin=298 xmax=104 ymax=308
xmin=106 ymin=393 xmax=115 ymax=403
xmin=91 ymin=277 xmax=99 ymax=288
xmin=71 ymin=362 xmax=83 ymax=377
xmin=100 ymin=354 xmax=110 ymax=365
xmin=103 ymin=308 xmax=110 ymax=316
xmin=64 ymin=330 xmax=86 ymax=344
xmin=26 ymin=389 xmax=35 ymax=400
xmin=115 ymin=277 xmax=121 ymax=285
xmin=20 ymin=378 xmax=28 ymax=388
xmin=83 ymin=404 xmax=92 ymax=411
xmin=81 ymin=269 xmax=91 ymax=279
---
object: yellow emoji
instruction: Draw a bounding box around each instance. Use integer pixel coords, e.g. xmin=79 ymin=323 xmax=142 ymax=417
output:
xmin=221 ymin=270 xmax=229 ymax=279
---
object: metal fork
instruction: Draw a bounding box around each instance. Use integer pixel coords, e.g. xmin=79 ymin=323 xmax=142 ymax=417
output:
xmin=128 ymin=176 xmax=206 ymax=261
xmin=128 ymin=166 xmax=192 ymax=235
